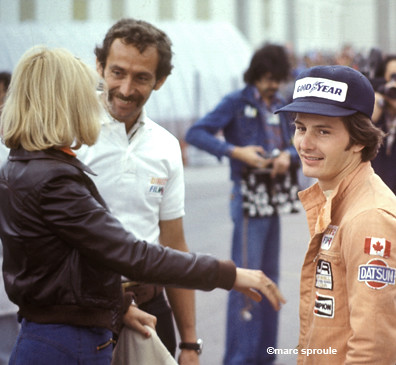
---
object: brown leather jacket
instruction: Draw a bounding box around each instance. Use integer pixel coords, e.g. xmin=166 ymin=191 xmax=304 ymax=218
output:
xmin=0 ymin=147 xmax=236 ymax=333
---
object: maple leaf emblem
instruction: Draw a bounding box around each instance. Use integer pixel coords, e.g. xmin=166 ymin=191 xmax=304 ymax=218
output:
xmin=373 ymin=241 xmax=384 ymax=253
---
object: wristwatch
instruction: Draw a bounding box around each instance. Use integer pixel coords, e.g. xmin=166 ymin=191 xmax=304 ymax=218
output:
xmin=179 ymin=339 xmax=203 ymax=355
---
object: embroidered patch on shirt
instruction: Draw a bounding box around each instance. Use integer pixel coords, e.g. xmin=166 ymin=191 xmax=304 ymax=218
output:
xmin=244 ymin=105 xmax=257 ymax=118
xmin=315 ymin=260 xmax=333 ymax=290
xmin=321 ymin=225 xmax=338 ymax=250
xmin=314 ymin=292 xmax=334 ymax=318
xmin=358 ymin=258 xmax=396 ymax=290
xmin=364 ymin=237 xmax=391 ymax=258
xmin=147 ymin=177 xmax=167 ymax=196
xmin=266 ymin=113 xmax=280 ymax=125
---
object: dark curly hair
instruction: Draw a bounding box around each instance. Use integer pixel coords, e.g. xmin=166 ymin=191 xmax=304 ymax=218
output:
xmin=243 ymin=43 xmax=290 ymax=84
xmin=95 ymin=18 xmax=173 ymax=81
xmin=342 ymin=112 xmax=385 ymax=162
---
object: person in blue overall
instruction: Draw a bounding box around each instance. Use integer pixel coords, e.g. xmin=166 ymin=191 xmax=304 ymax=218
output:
xmin=185 ymin=44 xmax=299 ymax=365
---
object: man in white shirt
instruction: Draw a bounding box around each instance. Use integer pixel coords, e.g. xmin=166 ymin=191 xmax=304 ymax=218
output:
xmin=78 ymin=19 xmax=202 ymax=364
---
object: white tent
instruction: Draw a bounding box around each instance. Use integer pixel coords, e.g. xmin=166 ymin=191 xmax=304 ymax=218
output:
xmin=0 ymin=21 xmax=252 ymax=139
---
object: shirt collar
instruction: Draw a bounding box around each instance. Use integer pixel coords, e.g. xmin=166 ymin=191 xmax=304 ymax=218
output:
xmin=127 ymin=109 xmax=146 ymax=141
xmin=100 ymin=98 xmax=146 ymax=142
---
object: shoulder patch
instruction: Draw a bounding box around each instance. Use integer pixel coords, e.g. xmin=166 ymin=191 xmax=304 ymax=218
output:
xmin=364 ymin=237 xmax=391 ymax=258
xmin=358 ymin=258 xmax=396 ymax=290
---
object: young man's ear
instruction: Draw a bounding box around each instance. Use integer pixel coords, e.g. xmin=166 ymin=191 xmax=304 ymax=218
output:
xmin=154 ymin=76 xmax=167 ymax=91
xmin=352 ymin=144 xmax=365 ymax=154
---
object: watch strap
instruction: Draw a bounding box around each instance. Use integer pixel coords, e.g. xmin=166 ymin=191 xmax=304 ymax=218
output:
xmin=179 ymin=339 xmax=203 ymax=354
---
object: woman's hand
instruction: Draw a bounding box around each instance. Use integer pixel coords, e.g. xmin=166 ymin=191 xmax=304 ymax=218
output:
xmin=233 ymin=267 xmax=286 ymax=311
xmin=122 ymin=304 xmax=157 ymax=338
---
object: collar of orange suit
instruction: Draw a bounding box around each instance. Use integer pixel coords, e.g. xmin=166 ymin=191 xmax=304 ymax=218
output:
xmin=59 ymin=146 xmax=76 ymax=157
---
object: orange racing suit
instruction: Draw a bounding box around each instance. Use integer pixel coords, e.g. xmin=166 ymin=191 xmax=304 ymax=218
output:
xmin=297 ymin=162 xmax=396 ymax=364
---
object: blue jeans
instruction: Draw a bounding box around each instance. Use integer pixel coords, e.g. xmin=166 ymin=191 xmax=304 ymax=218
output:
xmin=224 ymin=185 xmax=280 ymax=365
xmin=9 ymin=319 xmax=113 ymax=365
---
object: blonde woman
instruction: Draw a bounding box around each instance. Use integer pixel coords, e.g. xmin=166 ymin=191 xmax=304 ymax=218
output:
xmin=0 ymin=46 xmax=285 ymax=365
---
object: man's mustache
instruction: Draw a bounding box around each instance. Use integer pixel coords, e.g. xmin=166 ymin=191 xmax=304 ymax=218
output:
xmin=108 ymin=90 xmax=142 ymax=104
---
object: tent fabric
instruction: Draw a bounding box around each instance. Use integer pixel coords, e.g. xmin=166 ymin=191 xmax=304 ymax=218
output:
xmin=0 ymin=21 xmax=251 ymax=138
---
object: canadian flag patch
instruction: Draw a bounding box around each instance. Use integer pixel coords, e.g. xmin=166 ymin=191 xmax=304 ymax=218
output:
xmin=364 ymin=237 xmax=391 ymax=258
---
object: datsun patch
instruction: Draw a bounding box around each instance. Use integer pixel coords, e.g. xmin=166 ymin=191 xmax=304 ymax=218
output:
xmin=358 ymin=258 xmax=396 ymax=290
xmin=364 ymin=237 xmax=391 ymax=258
xmin=321 ymin=225 xmax=338 ymax=250
xmin=315 ymin=260 xmax=333 ymax=290
xmin=314 ymin=292 xmax=334 ymax=318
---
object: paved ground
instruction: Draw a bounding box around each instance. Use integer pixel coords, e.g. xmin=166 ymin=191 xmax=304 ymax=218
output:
xmin=178 ymin=162 xmax=310 ymax=364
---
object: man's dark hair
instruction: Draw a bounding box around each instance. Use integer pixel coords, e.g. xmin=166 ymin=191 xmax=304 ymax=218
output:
xmin=0 ymin=71 xmax=11 ymax=90
xmin=95 ymin=18 xmax=173 ymax=81
xmin=243 ymin=43 xmax=290 ymax=84
xmin=342 ymin=112 xmax=385 ymax=162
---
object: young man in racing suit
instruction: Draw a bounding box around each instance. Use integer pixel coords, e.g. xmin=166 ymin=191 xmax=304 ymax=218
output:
xmin=276 ymin=65 xmax=396 ymax=364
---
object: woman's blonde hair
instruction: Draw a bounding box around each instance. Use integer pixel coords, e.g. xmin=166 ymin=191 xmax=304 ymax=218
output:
xmin=1 ymin=46 xmax=101 ymax=150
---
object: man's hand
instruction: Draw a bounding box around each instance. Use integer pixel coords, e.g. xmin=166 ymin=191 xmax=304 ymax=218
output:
xmin=233 ymin=268 xmax=286 ymax=311
xmin=230 ymin=145 xmax=272 ymax=169
xmin=270 ymin=150 xmax=291 ymax=177
xmin=123 ymin=304 xmax=157 ymax=338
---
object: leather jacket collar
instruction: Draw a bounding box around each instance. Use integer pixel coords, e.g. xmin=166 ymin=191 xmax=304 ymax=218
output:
xmin=9 ymin=147 xmax=97 ymax=176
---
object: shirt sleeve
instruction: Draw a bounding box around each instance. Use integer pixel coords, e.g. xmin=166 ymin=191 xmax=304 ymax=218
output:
xmin=342 ymin=208 xmax=396 ymax=364
xmin=158 ymin=137 xmax=185 ymax=221
xmin=185 ymin=94 xmax=237 ymax=159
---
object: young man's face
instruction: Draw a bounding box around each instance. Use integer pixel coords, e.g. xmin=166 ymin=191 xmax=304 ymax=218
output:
xmin=294 ymin=113 xmax=364 ymax=191
xmin=97 ymin=38 xmax=166 ymax=131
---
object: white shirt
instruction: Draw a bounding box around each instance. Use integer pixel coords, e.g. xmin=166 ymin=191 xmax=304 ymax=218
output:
xmin=77 ymin=108 xmax=185 ymax=244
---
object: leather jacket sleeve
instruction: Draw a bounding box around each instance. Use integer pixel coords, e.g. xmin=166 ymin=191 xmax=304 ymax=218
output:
xmin=39 ymin=170 xmax=236 ymax=291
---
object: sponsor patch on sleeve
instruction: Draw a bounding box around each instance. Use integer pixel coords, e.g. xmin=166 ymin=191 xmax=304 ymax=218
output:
xmin=364 ymin=237 xmax=391 ymax=258
xmin=314 ymin=292 xmax=335 ymax=318
xmin=147 ymin=177 xmax=168 ymax=196
xmin=358 ymin=258 xmax=396 ymax=290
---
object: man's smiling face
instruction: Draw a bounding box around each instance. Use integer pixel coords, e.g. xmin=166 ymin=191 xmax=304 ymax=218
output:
xmin=294 ymin=113 xmax=364 ymax=191
xmin=98 ymin=38 xmax=166 ymax=131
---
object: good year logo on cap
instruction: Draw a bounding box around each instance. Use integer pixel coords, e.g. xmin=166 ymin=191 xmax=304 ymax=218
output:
xmin=293 ymin=77 xmax=348 ymax=102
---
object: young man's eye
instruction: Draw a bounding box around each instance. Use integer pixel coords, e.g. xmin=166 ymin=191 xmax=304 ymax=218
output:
xmin=294 ymin=125 xmax=305 ymax=133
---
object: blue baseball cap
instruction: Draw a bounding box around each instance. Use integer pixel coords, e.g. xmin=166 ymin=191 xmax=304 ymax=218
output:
xmin=275 ymin=65 xmax=374 ymax=118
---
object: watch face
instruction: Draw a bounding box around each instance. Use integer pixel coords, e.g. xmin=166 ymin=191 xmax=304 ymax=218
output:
xmin=197 ymin=338 xmax=203 ymax=354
